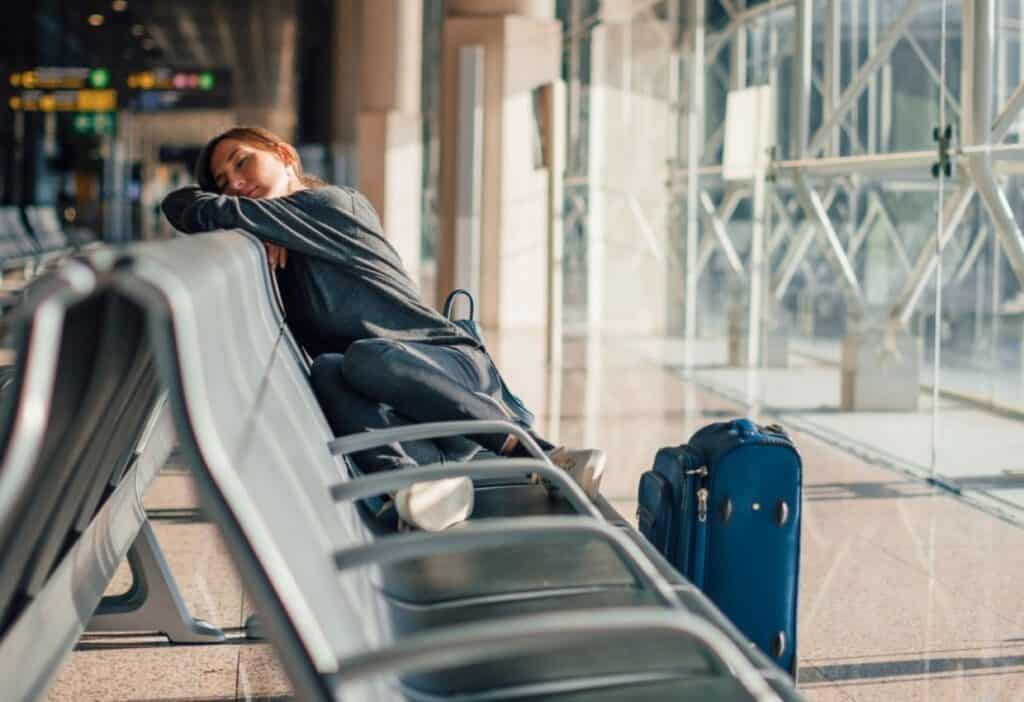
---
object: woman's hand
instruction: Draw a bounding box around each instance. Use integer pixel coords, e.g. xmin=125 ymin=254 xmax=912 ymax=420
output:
xmin=265 ymin=243 xmax=288 ymax=270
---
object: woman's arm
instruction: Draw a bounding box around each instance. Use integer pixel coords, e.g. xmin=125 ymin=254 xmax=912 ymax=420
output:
xmin=161 ymin=186 xmax=347 ymax=261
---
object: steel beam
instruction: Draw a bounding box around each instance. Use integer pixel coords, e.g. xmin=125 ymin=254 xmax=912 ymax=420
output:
xmin=849 ymin=0 xmax=860 ymax=151
xmin=704 ymin=0 xmax=793 ymax=64
xmin=685 ymin=0 xmax=705 ymax=338
xmin=699 ymin=191 xmax=746 ymax=279
xmin=790 ymin=0 xmax=811 ymax=159
xmin=793 ymin=173 xmax=864 ymax=312
xmin=776 ymin=150 xmax=934 ymax=177
xmin=771 ymin=188 xmax=838 ymax=300
xmin=871 ymin=189 xmax=913 ymax=273
xmin=902 ymin=32 xmax=961 ymax=119
xmin=806 ymin=0 xmax=925 ymax=159
xmin=953 ymin=228 xmax=990 ymax=284
xmin=768 ymin=194 xmax=794 ymax=256
xmin=731 ymin=0 xmax=746 ymax=90
xmin=772 ymin=223 xmax=817 ymax=301
xmin=703 ymin=123 xmax=726 ymax=165
xmin=867 ymin=0 xmax=879 ymax=153
xmin=846 ymin=199 xmax=879 ymax=260
xmin=696 ymin=188 xmax=746 ymax=277
xmin=810 ymin=73 xmax=866 ymax=154
xmin=889 ymin=180 xmax=976 ymax=328
xmin=824 ymin=0 xmax=841 ymax=157
xmin=992 ymin=80 xmax=1024 ymax=143
xmin=964 ymin=0 xmax=1024 ymax=290
xmin=748 ymin=168 xmax=768 ymax=367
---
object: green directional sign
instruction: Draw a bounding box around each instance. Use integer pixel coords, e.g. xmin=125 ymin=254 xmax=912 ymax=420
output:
xmin=88 ymin=68 xmax=111 ymax=89
xmin=73 ymin=111 xmax=117 ymax=135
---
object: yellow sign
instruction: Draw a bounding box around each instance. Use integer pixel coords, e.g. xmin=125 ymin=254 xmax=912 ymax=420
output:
xmin=76 ymin=89 xmax=116 ymax=111
xmin=8 ymin=68 xmax=93 ymax=90
xmin=8 ymin=89 xmax=117 ymax=112
xmin=127 ymin=72 xmax=164 ymax=90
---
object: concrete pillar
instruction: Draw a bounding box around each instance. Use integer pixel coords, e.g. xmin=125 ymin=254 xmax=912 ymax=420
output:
xmin=357 ymin=0 xmax=424 ymax=285
xmin=331 ymin=0 xmax=361 ymax=185
xmin=237 ymin=1 xmax=299 ymax=143
xmin=437 ymin=0 xmax=561 ymax=331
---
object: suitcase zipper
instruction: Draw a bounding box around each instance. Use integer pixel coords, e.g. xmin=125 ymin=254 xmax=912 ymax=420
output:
xmin=692 ymin=485 xmax=709 ymax=587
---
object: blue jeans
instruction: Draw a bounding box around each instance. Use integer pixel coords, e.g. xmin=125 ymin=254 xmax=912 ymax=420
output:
xmin=309 ymin=339 xmax=553 ymax=475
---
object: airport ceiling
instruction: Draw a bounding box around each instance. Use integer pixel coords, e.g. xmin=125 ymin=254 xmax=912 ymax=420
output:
xmin=3 ymin=0 xmax=308 ymax=103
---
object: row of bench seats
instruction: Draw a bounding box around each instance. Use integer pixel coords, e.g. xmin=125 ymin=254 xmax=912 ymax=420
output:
xmin=0 ymin=231 xmax=805 ymax=701
xmin=0 ymin=206 xmax=97 ymax=314
xmin=0 ymin=206 xmax=86 ymax=265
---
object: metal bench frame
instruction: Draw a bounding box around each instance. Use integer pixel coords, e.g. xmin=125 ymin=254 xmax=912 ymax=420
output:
xmin=108 ymin=230 xmax=801 ymax=702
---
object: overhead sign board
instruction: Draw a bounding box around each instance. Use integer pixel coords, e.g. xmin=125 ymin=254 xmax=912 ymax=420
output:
xmin=5 ymin=66 xmax=231 ymax=114
xmin=125 ymin=68 xmax=230 ymax=111
xmin=9 ymin=89 xmax=117 ymax=112
xmin=7 ymin=67 xmax=117 ymax=113
xmin=9 ymin=67 xmax=111 ymax=90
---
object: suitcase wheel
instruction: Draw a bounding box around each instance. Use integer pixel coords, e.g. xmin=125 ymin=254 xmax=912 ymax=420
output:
xmin=776 ymin=499 xmax=790 ymax=526
xmin=772 ymin=631 xmax=786 ymax=658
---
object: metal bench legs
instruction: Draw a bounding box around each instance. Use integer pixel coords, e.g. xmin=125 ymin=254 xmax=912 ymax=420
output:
xmin=88 ymin=521 xmax=225 ymax=644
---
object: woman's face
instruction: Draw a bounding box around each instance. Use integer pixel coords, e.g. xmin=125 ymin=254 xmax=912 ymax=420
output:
xmin=208 ymin=138 xmax=297 ymax=199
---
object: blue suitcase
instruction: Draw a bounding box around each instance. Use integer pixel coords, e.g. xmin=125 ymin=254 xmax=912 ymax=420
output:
xmin=637 ymin=418 xmax=802 ymax=675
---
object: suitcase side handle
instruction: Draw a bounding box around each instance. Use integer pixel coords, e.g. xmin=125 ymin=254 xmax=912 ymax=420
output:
xmin=731 ymin=418 xmax=758 ymax=437
xmin=678 ymin=444 xmax=707 ymax=473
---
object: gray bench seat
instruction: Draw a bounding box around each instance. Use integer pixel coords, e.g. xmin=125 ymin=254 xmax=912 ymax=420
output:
xmin=0 ymin=261 xmax=177 ymax=700
xmin=107 ymin=230 xmax=800 ymax=702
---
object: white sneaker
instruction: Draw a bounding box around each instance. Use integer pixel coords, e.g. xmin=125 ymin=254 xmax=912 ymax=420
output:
xmin=542 ymin=447 xmax=606 ymax=499
xmin=394 ymin=477 xmax=474 ymax=531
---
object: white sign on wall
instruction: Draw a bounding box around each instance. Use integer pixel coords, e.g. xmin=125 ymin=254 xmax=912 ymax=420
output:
xmin=722 ymin=85 xmax=776 ymax=182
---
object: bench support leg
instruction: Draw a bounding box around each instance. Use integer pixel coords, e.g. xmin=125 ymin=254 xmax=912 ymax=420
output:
xmin=87 ymin=521 xmax=225 ymax=643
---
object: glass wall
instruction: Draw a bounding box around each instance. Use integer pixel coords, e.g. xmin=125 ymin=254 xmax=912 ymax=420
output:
xmin=557 ymin=1 xmax=1024 ymax=698
xmin=556 ymin=0 xmax=1024 ymax=498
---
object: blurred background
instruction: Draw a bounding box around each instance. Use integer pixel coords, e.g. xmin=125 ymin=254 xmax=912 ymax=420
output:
xmin=5 ymin=0 xmax=1024 ymax=491
xmin=7 ymin=2 xmax=1024 ymax=699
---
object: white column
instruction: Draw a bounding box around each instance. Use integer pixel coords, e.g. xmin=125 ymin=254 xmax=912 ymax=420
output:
xmin=331 ymin=0 xmax=362 ymax=184
xmin=437 ymin=0 xmax=561 ymax=332
xmin=357 ymin=0 xmax=424 ymax=285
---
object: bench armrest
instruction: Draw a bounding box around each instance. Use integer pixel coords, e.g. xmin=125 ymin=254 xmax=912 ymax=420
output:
xmin=328 ymin=419 xmax=549 ymax=462
xmin=327 ymin=607 xmax=783 ymax=702
xmin=328 ymin=457 xmax=601 ymax=518
xmin=333 ymin=516 xmax=680 ymax=608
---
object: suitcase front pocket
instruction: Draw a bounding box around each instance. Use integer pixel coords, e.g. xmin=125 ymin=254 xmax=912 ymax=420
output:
xmin=637 ymin=471 xmax=674 ymax=554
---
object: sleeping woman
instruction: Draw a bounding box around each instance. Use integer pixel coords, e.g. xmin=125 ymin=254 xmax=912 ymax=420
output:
xmin=161 ymin=126 xmax=605 ymax=531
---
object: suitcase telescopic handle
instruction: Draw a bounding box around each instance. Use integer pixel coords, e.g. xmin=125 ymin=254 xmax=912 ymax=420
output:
xmin=732 ymin=419 xmax=758 ymax=437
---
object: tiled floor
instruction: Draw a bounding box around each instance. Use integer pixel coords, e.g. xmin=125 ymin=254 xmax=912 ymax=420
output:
xmin=47 ymin=334 xmax=1024 ymax=701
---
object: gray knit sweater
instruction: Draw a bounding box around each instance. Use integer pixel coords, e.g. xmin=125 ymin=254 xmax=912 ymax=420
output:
xmin=161 ymin=185 xmax=477 ymax=357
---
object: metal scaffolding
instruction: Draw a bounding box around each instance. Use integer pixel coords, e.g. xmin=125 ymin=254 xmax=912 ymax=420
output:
xmin=657 ymin=0 xmax=1024 ymax=347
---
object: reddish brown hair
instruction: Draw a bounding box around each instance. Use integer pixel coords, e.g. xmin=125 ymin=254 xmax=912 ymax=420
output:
xmin=194 ymin=126 xmax=324 ymax=192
